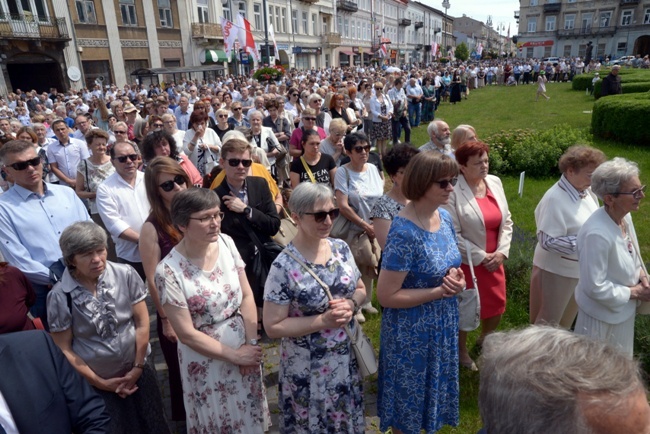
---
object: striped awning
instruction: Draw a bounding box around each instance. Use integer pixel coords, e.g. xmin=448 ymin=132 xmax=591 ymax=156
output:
xmin=200 ymin=49 xmax=229 ymax=64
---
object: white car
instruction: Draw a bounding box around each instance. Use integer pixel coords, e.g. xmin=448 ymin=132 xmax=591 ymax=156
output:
xmin=609 ymin=55 xmax=635 ymax=66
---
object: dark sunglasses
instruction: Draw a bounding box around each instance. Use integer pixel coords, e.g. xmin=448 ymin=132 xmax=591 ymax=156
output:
xmin=303 ymin=117 xmax=316 ymax=121
xmin=218 ymin=114 xmax=228 ymax=118
xmin=304 ymin=208 xmax=340 ymax=223
xmin=5 ymin=156 xmax=41 ymax=171
xmin=353 ymin=145 xmax=371 ymax=153
xmin=114 ymin=130 xmax=127 ymax=134
xmin=291 ymin=93 xmax=299 ymax=97
xmin=227 ymin=158 xmax=253 ymax=167
xmin=115 ymin=154 xmax=138 ymax=163
xmin=159 ymin=174 xmax=186 ymax=192
xmin=436 ymin=177 xmax=458 ymax=189
xmin=233 ymin=107 xmax=242 ymax=111
xmin=153 ymin=123 xmax=163 ymax=128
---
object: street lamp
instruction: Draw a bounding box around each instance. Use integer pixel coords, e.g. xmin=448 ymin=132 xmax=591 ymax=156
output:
xmin=442 ymin=0 xmax=450 ymax=55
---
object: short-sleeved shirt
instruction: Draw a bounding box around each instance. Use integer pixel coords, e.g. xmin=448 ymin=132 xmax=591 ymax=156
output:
xmin=290 ymin=154 xmax=336 ymax=185
xmin=47 ymin=262 xmax=150 ymax=379
xmin=371 ymin=194 xmax=405 ymax=222
xmin=334 ymin=163 xmax=384 ymax=227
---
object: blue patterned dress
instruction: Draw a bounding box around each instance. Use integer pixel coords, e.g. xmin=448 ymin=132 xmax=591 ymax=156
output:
xmin=264 ymin=239 xmax=365 ymax=433
xmin=378 ymin=210 xmax=461 ymax=434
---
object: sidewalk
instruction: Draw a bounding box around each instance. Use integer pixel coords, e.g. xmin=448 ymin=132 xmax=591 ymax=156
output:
xmin=147 ymin=304 xmax=381 ymax=433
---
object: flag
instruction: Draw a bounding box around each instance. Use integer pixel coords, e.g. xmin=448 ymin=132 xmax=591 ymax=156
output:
xmin=221 ymin=18 xmax=238 ymax=59
xmin=236 ymin=13 xmax=260 ymax=62
xmin=432 ymin=42 xmax=439 ymax=58
xmin=268 ymin=23 xmax=279 ymax=59
xmin=477 ymin=43 xmax=483 ymax=56
xmin=379 ymin=44 xmax=388 ymax=58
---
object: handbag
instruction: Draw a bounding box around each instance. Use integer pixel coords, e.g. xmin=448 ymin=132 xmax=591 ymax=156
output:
xmin=284 ymin=249 xmax=378 ymax=377
xmin=203 ymin=149 xmax=218 ymax=174
xmin=457 ymin=237 xmax=481 ymax=331
xmin=272 ymin=206 xmax=298 ymax=247
xmin=330 ymin=166 xmax=358 ymax=239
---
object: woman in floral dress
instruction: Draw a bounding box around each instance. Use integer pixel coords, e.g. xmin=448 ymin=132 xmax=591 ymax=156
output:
xmin=155 ymin=188 xmax=270 ymax=433
xmin=264 ymin=182 xmax=367 ymax=433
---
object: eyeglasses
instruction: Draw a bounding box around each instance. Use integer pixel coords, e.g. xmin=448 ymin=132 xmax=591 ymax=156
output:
xmin=352 ymin=145 xmax=371 ymax=153
xmin=218 ymin=114 xmax=228 ymax=118
xmin=189 ymin=212 xmax=224 ymax=224
xmin=375 ymin=87 xmax=383 ymax=90
xmin=435 ymin=177 xmax=458 ymax=189
xmin=114 ymin=130 xmax=127 ymax=134
xmin=615 ymin=185 xmax=646 ymax=199
xmin=159 ymin=174 xmax=186 ymax=192
xmin=153 ymin=123 xmax=163 ymax=128
xmin=311 ymin=99 xmax=322 ymax=103
xmin=233 ymin=107 xmax=242 ymax=111
xmin=5 ymin=156 xmax=41 ymax=171
xmin=114 ymin=154 xmax=138 ymax=163
xmin=303 ymin=117 xmax=316 ymax=121
xmin=163 ymin=121 xmax=175 ymax=125
xmin=291 ymin=93 xmax=299 ymax=97
xmin=227 ymin=158 xmax=253 ymax=167
xmin=304 ymin=208 xmax=340 ymax=223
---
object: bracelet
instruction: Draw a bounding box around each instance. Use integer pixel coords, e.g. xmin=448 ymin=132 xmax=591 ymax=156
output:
xmin=133 ymin=362 xmax=145 ymax=370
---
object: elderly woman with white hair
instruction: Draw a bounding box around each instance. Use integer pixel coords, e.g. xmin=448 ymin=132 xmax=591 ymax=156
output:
xmin=575 ymin=157 xmax=650 ymax=357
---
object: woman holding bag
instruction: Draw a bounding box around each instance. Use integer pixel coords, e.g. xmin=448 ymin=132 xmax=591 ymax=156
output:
xmin=443 ymin=141 xmax=512 ymax=372
xmin=289 ymin=129 xmax=337 ymax=188
xmin=264 ymin=182 xmax=366 ymax=433
xmin=183 ymin=111 xmax=221 ymax=178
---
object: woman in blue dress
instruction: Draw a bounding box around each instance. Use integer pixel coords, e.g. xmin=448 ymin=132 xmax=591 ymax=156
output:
xmin=376 ymin=151 xmax=466 ymax=434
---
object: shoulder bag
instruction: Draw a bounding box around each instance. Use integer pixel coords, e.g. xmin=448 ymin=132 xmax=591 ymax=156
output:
xmin=458 ymin=238 xmax=481 ymax=331
xmin=284 ymin=249 xmax=378 ymax=377
xmin=272 ymin=206 xmax=298 ymax=247
xmin=330 ymin=165 xmax=356 ymax=239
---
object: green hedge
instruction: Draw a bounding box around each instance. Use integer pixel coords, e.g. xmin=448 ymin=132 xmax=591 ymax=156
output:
xmin=572 ymin=69 xmax=650 ymax=91
xmin=485 ymin=125 xmax=590 ymax=178
xmin=591 ymin=92 xmax=650 ymax=145
xmin=594 ymin=80 xmax=650 ymax=99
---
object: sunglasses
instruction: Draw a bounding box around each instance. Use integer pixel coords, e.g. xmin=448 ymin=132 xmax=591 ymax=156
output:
xmin=217 ymin=114 xmax=228 ymax=118
xmin=114 ymin=130 xmax=127 ymax=134
xmin=375 ymin=87 xmax=383 ymax=90
xmin=227 ymin=158 xmax=253 ymax=167
xmin=153 ymin=123 xmax=163 ymax=128
xmin=436 ymin=177 xmax=458 ymax=189
xmin=615 ymin=185 xmax=646 ymax=199
xmin=114 ymin=154 xmax=138 ymax=163
xmin=5 ymin=156 xmax=41 ymax=171
xmin=233 ymin=107 xmax=242 ymax=111
xmin=303 ymin=117 xmax=316 ymax=121
xmin=353 ymin=145 xmax=371 ymax=153
xmin=159 ymin=174 xmax=186 ymax=192
xmin=304 ymin=208 xmax=340 ymax=223
xmin=291 ymin=93 xmax=299 ymax=97
xmin=311 ymin=99 xmax=322 ymax=103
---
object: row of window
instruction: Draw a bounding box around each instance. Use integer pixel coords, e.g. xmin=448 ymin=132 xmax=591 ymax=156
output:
xmin=524 ymin=40 xmax=627 ymax=59
xmin=527 ymin=8 xmax=650 ymax=32
xmin=76 ymin=0 xmax=173 ymax=27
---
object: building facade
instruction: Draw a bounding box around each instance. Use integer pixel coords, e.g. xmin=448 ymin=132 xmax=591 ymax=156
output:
xmin=516 ymin=0 xmax=650 ymax=59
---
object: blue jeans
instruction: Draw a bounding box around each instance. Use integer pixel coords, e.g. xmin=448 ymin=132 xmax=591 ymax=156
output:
xmin=30 ymin=283 xmax=50 ymax=331
xmin=392 ymin=115 xmax=411 ymax=144
xmin=408 ymin=102 xmax=421 ymax=127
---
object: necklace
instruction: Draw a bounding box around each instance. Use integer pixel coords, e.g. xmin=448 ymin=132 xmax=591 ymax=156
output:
xmin=414 ymin=204 xmax=434 ymax=230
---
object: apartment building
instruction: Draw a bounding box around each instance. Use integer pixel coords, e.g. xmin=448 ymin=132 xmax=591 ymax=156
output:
xmin=516 ymin=0 xmax=650 ymax=59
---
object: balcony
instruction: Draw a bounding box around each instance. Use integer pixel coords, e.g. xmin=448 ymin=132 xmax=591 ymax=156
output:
xmin=321 ymin=32 xmax=341 ymax=47
xmin=299 ymin=0 xmax=319 ymax=4
xmin=557 ymin=26 xmax=616 ymax=38
xmin=414 ymin=21 xmax=423 ymax=29
xmin=337 ymin=0 xmax=358 ymax=13
xmin=191 ymin=22 xmax=223 ymax=39
xmin=620 ymin=0 xmax=639 ymax=4
xmin=0 ymin=14 xmax=70 ymax=41
xmin=399 ymin=18 xmax=411 ymax=26
xmin=543 ymin=2 xmax=561 ymax=13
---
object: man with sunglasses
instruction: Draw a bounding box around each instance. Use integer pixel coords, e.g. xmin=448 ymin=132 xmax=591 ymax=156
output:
xmin=0 ymin=140 xmax=89 ymax=330
xmin=96 ymin=142 xmax=150 ymax=280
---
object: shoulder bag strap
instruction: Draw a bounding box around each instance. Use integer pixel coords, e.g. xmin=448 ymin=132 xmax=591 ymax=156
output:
xmin=300 ymin=156 xmax=316 ymax=184
xmin=83 ymin=160 xmax=90 ymax=192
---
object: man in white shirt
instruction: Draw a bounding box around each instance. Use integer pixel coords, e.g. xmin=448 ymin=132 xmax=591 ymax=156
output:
xmin=71 ymin=114 xmax=96 ymax=141
xmin=240 ymin=87 xmax=255 ymax=116
xmin=405 ymin=77 xmax=424 ymax=128
xmin=387 ymin=78 xmax=411 ymax=145
xmin=174 ymin=95 xmax=193 ymax=131
xmin=46 ymin=119 xmax=90 ymax=187
xmin=96 ymin=142 xmax=150 ymax=279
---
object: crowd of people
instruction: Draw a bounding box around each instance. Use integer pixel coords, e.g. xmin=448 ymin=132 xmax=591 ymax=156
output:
xmin=0 ymin=58 xmax=648 ymax=434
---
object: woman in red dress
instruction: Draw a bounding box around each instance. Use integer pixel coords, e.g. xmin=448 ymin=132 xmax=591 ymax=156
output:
xmin=443 ymin=141 xmax=513 ymax=371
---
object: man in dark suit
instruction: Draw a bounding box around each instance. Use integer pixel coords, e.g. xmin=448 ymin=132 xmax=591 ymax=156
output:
xmin=0 ymin=330 xmax=110 ymax=433
xmin=214 ymin=138 xmax=281 ymax=308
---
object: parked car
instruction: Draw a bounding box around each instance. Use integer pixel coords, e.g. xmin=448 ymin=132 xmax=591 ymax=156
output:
xmin=542 ymin=57 xmax=560 ymax=66
xmin=609 ymin=55 xmax=635 ymax=66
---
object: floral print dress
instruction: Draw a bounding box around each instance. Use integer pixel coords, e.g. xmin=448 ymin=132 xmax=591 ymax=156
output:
xmin=264 ymin=239 xmax=365 ymax=433
xmin=156 ymin=234 xmax=270 ymax=434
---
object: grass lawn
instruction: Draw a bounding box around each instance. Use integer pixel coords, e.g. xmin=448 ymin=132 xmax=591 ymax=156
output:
xmin=365 ymin=80 xmax=650 ymax=433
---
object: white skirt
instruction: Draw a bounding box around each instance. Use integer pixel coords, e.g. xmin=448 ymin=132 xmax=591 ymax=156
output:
xmin=574 ymin=308 xmax=635 ymax=359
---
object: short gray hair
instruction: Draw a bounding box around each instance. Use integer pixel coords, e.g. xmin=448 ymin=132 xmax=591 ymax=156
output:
xmin=427 ymin=119 xmax=446 ymax=139
xmin=222 ymin=129 xmax=247 ymax=144
xmin=59 ymin=221 xmax=108 ymax=268
xmin=248 ymin=111 xmax=263 ymax=121
xmin=171 ymin=188 xmax=220 ymax=228
xmin=590 ymin=157 xmax=640 ymax=200
xmin=479 ymin=326 xmax=644 ymax=434
xmin=289 ymin=183 xmax=335 ymax=215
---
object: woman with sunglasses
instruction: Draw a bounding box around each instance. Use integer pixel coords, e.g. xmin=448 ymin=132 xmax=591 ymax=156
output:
xmin=289 ymin=108 xmax=326 ymax=158
xmin=154 ymin=188 xmax=270 ymax=433
xmin=369 ymin=82 xmax=393 ymax=159
xmin=227 ymin=102 xmax=250 ymax=129
xmin=289 ymin=129 xmax=336 ymax=189
xmin=442 ymin=141 xmax=513 ymax=372
xmin=263 ymin=182 xmax=366 ymax=433
xmin=574 ymin=158 xmax=650 ymax=358
xmin=335 ymin=132 xmax=384 ymax=322
xmin=139 ymin=157 xmax=191 ymax=426
xmin=212 ymin=108 xmax=234 ymax=142
xmin=141 ymin=130 xmax=202 ymax=186
xmin=183 ymin=111 xmax=222 ymax=178
xmin=284 ymin=87 xmax=303 ymax=128
xmin=376 ymin=151 xmax=466 ymax=434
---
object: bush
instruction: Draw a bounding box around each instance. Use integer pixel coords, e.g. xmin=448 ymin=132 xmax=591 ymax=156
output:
xmin=592 ymin=92 xmax=650 ymax=145
xmin=594 ymin=80 xmax=650 ymax=99
xmin=485 ymin=125 xmax=590 ymax=178
xmin=572 ymin=73 xmax=597 ymax=91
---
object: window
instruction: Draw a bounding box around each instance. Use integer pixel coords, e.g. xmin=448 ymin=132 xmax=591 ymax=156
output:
xmin=292 ymin=10 xmax=297 ymax=33
xmin=344 ymin=18 xmax=349 ymax=38
xmin=158 ymin=0 xmax=172 ymax=28
xmin=621 ymin=10 xmax=633 ymax=26
xmin=322 ymin=16 xmax=327 ymax=34
xmin=275 ymin=6 xmax=280 ymax=32
xmin=597 ymin=43 xmax=606 ymax=58
xmin=76 ymin=0 xmax=96 ymax=24
xmin=238 ymin=2 xmax=246 ymax=19
xmin=543 ymin=46 xmax=552 ymax=57
xmin=545 ymin=16 xmax=556 ymax=31
xmin=578 ymin=43 xmax=586 ymax=57
xmin=617 ymin=41 xmax=627 ymax=55
xmin=568 ymin=0 xmax=576 ymax=2
xmin=312 ymin=14 xmax=317 ymax=35
xmin=120 ymin=0 xmax=137 ymax=26
xmin=253 ymin=3 xmax=261 ymax=30
xmin=281 ymin=7 xmax=286 ymax=33
xmin=644 ymin=8 xmax=650 ymax=24
xmin=600 ymin=11 xmax=612 ymax=27
xmin=530 ymin=0 xmax=537 ymax=5
xmin=564 ymin=14 xmax=574 ymax=30
xmin=302 ymin=11 xmax=308 ymax=35
xmin=527 ymin=19 xmax=536 ymax=33
xmin=563 ymin=44 xmax=571 ymax=57
xmin=351 ymin=19 xmax=356 ymax=39
xmin=526 ymin=47 xmax=533 ymax=58
xmin=30 ymin=0 xmax=48 ymax=21
xmin=581 ymin=13 xmax=592 ymax=31
xmin=337 ymin=16 xmax=342 ymax=34
xmin=197 ymin=0 xmax=209 ymax=23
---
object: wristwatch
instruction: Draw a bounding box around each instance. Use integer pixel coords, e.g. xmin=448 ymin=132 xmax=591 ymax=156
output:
xmin=350 ymin=298 xmax=360 ymax=315
xmin=244 ymin=206 xmax=252 ymax=218
xmin=248 ymin=339 xmax=259 ymax=346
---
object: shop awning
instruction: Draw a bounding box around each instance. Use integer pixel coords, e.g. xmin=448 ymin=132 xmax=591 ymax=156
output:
xmin=201 ymin=49 xmax=229 ymax=64
xmin=340 ymin=51 xmax=355 ymax=56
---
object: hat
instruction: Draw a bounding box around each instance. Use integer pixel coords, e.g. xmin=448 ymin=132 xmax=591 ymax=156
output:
xmin=123 ymin=103 xmax=139 ymax=113
xmin=540 ymin=70 xmax=545 ymax=75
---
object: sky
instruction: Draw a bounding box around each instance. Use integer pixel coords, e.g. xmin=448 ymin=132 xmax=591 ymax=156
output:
xmin=421 ymin=0 xmax=520 ymax=36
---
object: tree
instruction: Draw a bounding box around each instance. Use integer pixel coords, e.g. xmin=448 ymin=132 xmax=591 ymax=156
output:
xmin=455 ymin=42 xmax=469 ymax=61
